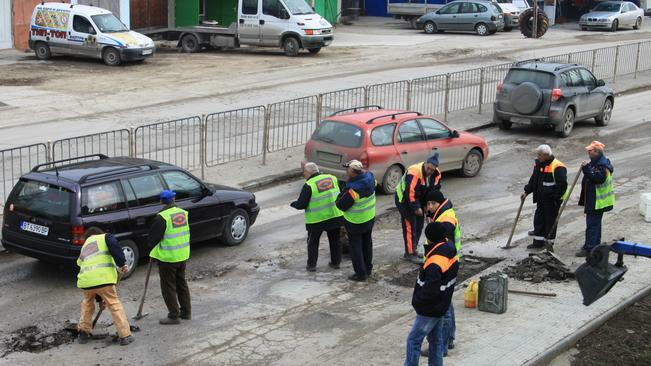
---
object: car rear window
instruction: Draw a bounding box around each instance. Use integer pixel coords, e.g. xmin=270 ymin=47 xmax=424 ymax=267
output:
xmin=505 ymin=69 xmax=555 ymax=89
xmin=312 ymin=121 xmax=363 ymax=148
xmin=10 ymin=179 xmax=71 ymax=221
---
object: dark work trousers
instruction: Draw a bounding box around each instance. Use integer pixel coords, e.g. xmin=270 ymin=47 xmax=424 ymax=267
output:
xmin=158 ymin=261 xmax=191 ymax=319
xmin=584 ymin=212 xmax=603 ymax=250
xmin=532 ymin=200 xmax=560 ymax=246
xmin=398 ymin=203 xmax=424 ymax=255
xmin=348 ymin=225 xmax=374 ymax=278
xmin=307 ymin=228 xmax=341 ymax=268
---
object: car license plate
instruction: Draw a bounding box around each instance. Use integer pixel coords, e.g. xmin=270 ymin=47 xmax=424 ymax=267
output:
xmin=20 ymin=221 xmax=49 ymax=236
xmin=511 ymin=117 xmax=531 ymax=124
xmin=142 ymin=49 xmax=153 ymax=55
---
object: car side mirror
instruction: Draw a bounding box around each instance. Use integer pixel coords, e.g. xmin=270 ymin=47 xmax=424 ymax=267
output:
xmin=280 ymin=7 xmax=289 ymax=19
xmin=596 ymin=79 xmax=605 ymax=87
xmin=450 ymin=130 xmax=460 ymax=138
xmin=436 ymin=10 xmax=440 ymax=14
xmin=202 ymin=186 xmax=214 ymax=197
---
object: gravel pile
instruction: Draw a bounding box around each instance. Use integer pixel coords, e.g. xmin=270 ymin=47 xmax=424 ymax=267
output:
xmin=504 ymin=251 xmax=574 ymax=283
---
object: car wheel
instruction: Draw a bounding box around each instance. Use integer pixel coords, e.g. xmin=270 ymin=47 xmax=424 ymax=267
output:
xmin=476 ymin=23 xmax=489 ymax=36
xmin=556 ymin=108 xmax=575 ymax=138
xmin=222 ymin=208 xmax=249 ymax=246
xmin=461 ymin=149 xmax=483 ymax=177
xmin=381 ymin=164 xmax=404 ymax=194
xmin=102 ymin=48 xmax=121 ymax=66
xmin=283 ymin=37 xmax=300 ymax=57
xmin=494 ymin=114 xmax=512 ymax=130
xmin=610 ymin=19 xmax=618 ymax=32
xmin=308 ymin=47 xmax=321 ymax=55
xmin=34 ymin=42 xmax=51 ymax=60
xmin=119 ymin=240 xmax=139 ymax=279
xmin=424 ymin=21 xmax=437 ymax=34
xmin=633 ymin=17 xmax=642 ymax=30
xmin=181 ymin=34 xmax=201 ymax=53
xmin=595 ymin=98 xmax=613 ymax=126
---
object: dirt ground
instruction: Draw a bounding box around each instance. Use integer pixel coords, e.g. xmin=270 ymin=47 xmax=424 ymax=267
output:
xmin=570 ymin=293 xmax=651 ymax=366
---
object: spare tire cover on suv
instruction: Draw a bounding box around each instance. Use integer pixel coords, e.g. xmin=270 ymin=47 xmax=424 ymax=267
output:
xmin=510 ymin=82 xmax=543 ymax=115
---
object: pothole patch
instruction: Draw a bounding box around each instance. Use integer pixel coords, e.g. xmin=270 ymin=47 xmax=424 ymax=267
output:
xmin=2 ymin=323 xmax=77 ymax=357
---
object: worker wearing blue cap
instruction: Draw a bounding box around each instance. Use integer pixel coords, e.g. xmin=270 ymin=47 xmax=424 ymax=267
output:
xmin=148 ymin=190 xmax=192 ymax=325
xmin=395 ymin=153 xmax=442 ymax=264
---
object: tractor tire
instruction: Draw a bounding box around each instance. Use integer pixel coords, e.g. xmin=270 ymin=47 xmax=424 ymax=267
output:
xmin=519 ymin=8 xmax=549 ymax=38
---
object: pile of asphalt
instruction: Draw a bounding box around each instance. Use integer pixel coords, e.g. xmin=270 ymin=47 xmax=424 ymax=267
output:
xmin=503 ymin=251 xmax=574 ymax=283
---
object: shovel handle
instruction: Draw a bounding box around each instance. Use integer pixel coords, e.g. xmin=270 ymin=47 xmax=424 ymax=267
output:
xmin=504 ymin=197 xmax=526 ymax=249
xmin=135 ymin=259 xmax=153 ymax=319
xmin=546 ymin=167 xmax=583 ymax=244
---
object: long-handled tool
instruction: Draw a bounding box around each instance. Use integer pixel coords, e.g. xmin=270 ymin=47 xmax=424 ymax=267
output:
xmin=544 ymin=167 xmax=583 ymax=251
xmin=508 ymin=289 xmax=557 ymax=297
xmin=133 ymin=259 xmax=153 ymax=320
xmin=502 ymin=196 xmax=526 ymax=249
xmin=92 ymin=272 xmax=123 ymax=328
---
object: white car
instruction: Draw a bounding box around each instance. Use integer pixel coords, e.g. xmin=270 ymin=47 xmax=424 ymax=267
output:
xmin=29 ymin=2 xmax=155 ymax=65
xmin=579 ymin=1 xmax=645 ymax=32
xmin=494 ymin=0 xmax=529 ymax=31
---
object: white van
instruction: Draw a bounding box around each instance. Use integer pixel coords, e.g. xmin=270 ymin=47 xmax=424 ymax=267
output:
xmin=29 ymin=2 xmax=155 ymax=66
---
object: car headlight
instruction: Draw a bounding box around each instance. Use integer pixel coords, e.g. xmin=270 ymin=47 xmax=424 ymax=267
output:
xmin=304 ymin=29 xmax=322 ymax=35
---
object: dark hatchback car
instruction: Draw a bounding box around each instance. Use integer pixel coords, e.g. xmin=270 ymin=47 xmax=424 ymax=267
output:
xmin=493 ymin=61 xmax=614 ymax=137
xmin=1 ymin=155 xmax=259 ymax=278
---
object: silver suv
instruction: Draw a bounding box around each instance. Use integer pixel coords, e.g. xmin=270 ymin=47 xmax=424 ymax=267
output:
xmin=493 ymin=62 xmax=615 ymax=137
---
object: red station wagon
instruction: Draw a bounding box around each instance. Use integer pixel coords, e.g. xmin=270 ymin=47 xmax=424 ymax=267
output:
xmin=303 ymin=106 xmax=490 ymax=194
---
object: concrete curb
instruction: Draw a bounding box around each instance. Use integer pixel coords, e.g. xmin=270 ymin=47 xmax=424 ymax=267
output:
xmin=465 ymin=122 xmax=496 ymax=133
xmin=524 ymin=284 xmax=651 ymax=366
xmin=239 ymin=169 xmax=303 ymax=191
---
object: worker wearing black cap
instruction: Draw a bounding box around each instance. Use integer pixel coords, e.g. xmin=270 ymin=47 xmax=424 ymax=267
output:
xmin=404 ymin=222 xmax=458 ymax=366
xmin=395 ymin=153 xmax=442 ymax=264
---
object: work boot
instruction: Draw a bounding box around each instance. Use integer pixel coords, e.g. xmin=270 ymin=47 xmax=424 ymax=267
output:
xmin=526 ymin=242 xmax=544 ymax=250
xmin=77 ymin=331 xmax=90 ymax=344
xmin=328 ymin=262 xmax=340 ymax=270
xmin=180 ymin=313 xmax=191 ymax=320
xmin=348 ymin=274 xmax=367 ymax=282
xmin=159 ymin=317 xmax=181 ymax=325
xmin=404 ymin=254 xmax=422 ymax=264
xmin=528 ymin=230 xmax=535 ymax=236
xmin=575 ymin=249 xmax=590 ymax=258
xmin=119 ymin=335 xmax=135 ymax=346
xmin=448 ymin=339 xmax=455 ymax=350
xmin=306 ymin=266 xmax=316 ymax=272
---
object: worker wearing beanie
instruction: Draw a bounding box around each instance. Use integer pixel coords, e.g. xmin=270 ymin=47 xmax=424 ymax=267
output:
xmin=576 ymin=141 xmax=614 ymax=257
xmin=395 ymin=153 xmax=442 ymax=264
xmin=148 ymin=190 xmax=192 ymax=325
xmin=404 ymin=222 xmax=458 ymax=366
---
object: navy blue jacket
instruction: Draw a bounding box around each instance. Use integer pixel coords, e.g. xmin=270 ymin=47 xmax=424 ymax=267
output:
xmin=579 ymin=154 xmax=614 ymax=214
xmin=524 ymin=156 xmax=568 ymax=203
xmin=412 ymin=238 xmax=458 ymax=318
xmin=336 ymin=171 xmax=376 ymax=234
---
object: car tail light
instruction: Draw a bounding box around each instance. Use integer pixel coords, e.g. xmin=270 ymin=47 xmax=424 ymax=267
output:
xmin=491 ymin=16 xmax=497 ymax=21
xmin=551 ymin=88 xmax=562 ymax=102
xmin=496 ymin=83 xmax=503 ymax=93
xmin=72 ymin=225 xmax=85 ymax=245
xmin=359 ymin=151 xmax=369 ymax=167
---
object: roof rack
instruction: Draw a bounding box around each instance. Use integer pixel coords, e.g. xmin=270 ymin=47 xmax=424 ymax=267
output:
xmin=79 ymin=165 xmax=154 ymax=184
xmin=554 ymin=63 xmax=579 ymax=71
xmin=515 ymin=58 xmax=543 ymax=66
xmin=31 ymin=154 xmax=109 ymax=173
xmin=329 ymin=105 xmax=383 ymax=117
xmin=366 ymin=111 xmax=422 ymax=124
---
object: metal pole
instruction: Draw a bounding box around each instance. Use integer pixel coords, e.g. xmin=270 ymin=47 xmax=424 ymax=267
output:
xmin=316 ymin=95 xmax=323 ymax=127
xmin=444 ymin=74 xmax=450 ymax=122
xmin=406 ymin=80 xmax=412 ymax=110
xmin=634 ymin=42 xmax=641 ymax=79
xmin=262 ymin=106 xmax=271 ymax=165
xmin=568 ymin=52 xmax=572 ymax=64
xmin=200 ymin=114 xmax=206 ymax=180
xmin=363 ymin=85 xmax=369 ymax=106
xmin=591 ymin=49 xmax=597 ymax=73
xmin=478 ymin=68 xmax=484 ymax=114
xmin=46 ymin=140 xmax=53 ymax=163
xmin=129 ymin=127 xmax=135 ymax=157
xmin=613 ymin=45 xmax=620 ymax=83
xmin=532 ymin=0 xmax=538 ymax=40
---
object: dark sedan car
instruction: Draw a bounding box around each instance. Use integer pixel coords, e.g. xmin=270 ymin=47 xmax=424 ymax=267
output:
xmin=1 ymin=155 xmax=259 ymax=278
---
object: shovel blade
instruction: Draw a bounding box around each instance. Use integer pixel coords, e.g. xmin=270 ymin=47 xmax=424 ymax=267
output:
xmin=576 ymin=261 xmax=627 ymax=306
xmin=132 ymin=312 xmax=149 ymax=320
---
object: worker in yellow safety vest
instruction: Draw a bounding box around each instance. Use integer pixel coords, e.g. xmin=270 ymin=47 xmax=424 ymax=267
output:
xmin=148 ymin=190 xmax=191 ymax=325
xmin=76 ymin=227 xmax=133 ymax=346
xmin=291 ymin=162 xmax=344 ymax=272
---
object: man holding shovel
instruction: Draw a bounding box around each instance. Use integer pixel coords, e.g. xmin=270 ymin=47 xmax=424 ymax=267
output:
xmin=76 ymin=228 xmax=134 ymax=346
xmin=521 ymin=144 xmax=568 ymax=250
xmin=148 ymin=190 xmax=192 ymax=325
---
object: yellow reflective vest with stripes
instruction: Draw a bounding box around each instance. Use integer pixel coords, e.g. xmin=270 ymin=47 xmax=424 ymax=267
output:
xmin=304 ymin=174 xmax=344 ymax=224
xmin=77 ymin=234 xmax=118 ymax=289
xmin=149 ymin=206 xmax=191 ymax=263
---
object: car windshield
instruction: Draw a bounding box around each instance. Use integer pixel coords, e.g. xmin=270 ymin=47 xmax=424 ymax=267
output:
xmin=312 ymin=121 xmax=363 ymax=148
xmin=10 ymin=179 xmax=71 ymax=221
xmin=505 ymin=69 xmax=555 ymax=89
xmin=593 ymin=3 xmax=621 ymax=12
xmin=284 ymin=0 xmax=315 ymax=15
xmin=91 ymin=14 xmax=129 ymax=33
xmin=490 ymin=3 xmax=503 ymax=13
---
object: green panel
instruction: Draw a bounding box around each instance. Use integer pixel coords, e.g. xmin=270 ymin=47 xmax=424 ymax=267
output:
xmin=176 ymin=0 xmax=200 ymax=27
xmin=311 ymin=0 xmax=338 ymax=25
xmin=206 ymin=0 xmax=238 ymax=28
